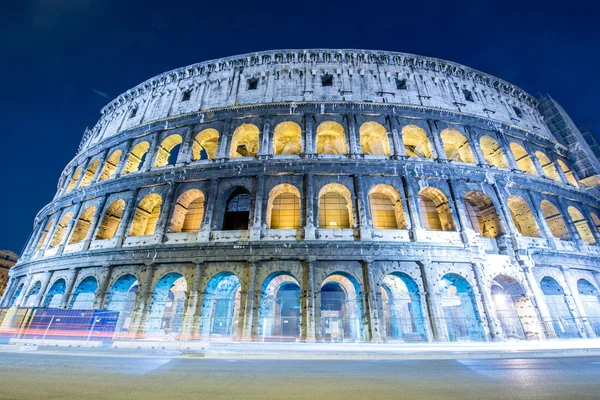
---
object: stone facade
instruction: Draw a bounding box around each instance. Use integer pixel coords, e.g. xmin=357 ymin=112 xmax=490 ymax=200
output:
xmin=0 ymin=250 xmax=18 ymax=298
xmin=3 ymin=49 xmax=600 ymax=343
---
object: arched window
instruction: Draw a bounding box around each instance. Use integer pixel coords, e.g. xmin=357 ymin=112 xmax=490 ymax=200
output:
xmin=510 ymin=142 xmax=537 ymax=174
xmin=105 ymin=274 xmax=139 ymax=334
xmin=154 ymin=134 xmax=182 ymax=167
xmin=273 ymin=122 xmax=302 ymax=155
xmin=591 ymin=213 xmax=600 ymax=234
xmin=479 ymin=136 xmax=508 ymax=168
xmin=557 ymin=159 xmax=579 ymax=187
xmin=568 ymin=206 xmax=596 ymax=244
xmin=316 ymin=121 xmax=346 ymax=155
xmin=96 ymin=199 xmax=126 ymax=240
xmin=318 ymin=183 xmax=353 ymax=229
xmin=48 ymin=212 xmax=73 ymax=248
xmin=440 ymin=129 xmax=476 ymax=163
xmin=129 ymin=194 xmax=162 ymax=237
xmin=360 ymin=122 xmax=391 ymax=156
xmin=535 ymin=151 xmax=560 ymax=181
xmin=507 ymin=196 xmax=541 ymax=237
xmin=380 ymin=273 xmax=426 ymax=341
xmin=98 ymin=150 xmax=122 ymax=182
xmin=463 ymin=191 xmax=502 ymax=238
xmin=320 ymin=273 xmax=362 ymax=341
xmin=68 ymin=206 xmax=96 ymax=244
xmin=201 ymin=273 xmax=241 ymax=338
xmin=267 ymin=184 xmax=301 ymax=229
xmin=35 ymin=219 xmax=54 ymax=250
xmin=169 ymin=189 xmax=205 ymax=233
xmin=491 ymin=275 xmax=530 ymax=340
xmin=223 ymin=188 xmax=251 ymax=230
xmin=42 ymin=279 xmax=66 ymax=308
xmin=23 ymin=281 xmax=42 ymax=307
xmin=65 ymin=168 xmax=82 ymax=193
xmin=122 ymin=141 xmax=150 ymax=175
xmin=368 ymin=184 xmax=406 ymax=230
xmin=439 ymin=273 xmax=484 ymax=341
xmin=79 ymin=159 xmax=100 ymax=188
xmin=145 ymin=273 xmax=187 ymax=335
xmin=259 ymin=274 xmax=301 ymax=339
xmin=540 ymin=200 xmax=570 ymax=239
xmin=402 ymin=125 xmax=433 ymax=159
xmin=541 ymin=276 xmax=580 ymax=338
xmin=418 ymin=187 xmax=456 ymax=231
xmin=230 ymin=124 xmax=259 ymax=158
xmin=192 ymin=129 xmax=219 ymax=160
xmin=69 ymin=276 xmax=98 ymax=310
xmin=578 ymin=279 xmax=600 ymax=335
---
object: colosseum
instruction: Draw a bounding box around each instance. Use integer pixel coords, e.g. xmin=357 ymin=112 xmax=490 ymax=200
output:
xmin=3 ymin=49 xmax=600 ymax=344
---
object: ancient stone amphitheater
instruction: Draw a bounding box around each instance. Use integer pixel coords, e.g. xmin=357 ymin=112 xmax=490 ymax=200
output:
xmin=3 ymin=49 xmax=600 ymax=343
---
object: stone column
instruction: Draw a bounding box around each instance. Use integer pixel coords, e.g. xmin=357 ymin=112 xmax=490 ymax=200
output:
xmin=175 ymin=127 xmax=193 ymax=167
xmin=447 ymin=180 xmax=471 ymax=244
xmin=249 ymin=175 xmax=265 ymax=241
xmin=522 ymin=266 xmax=556 ymax=338
xmin=130 ymin=265 xmax=156 ymax=338
xmin=496 ymin=132 xmax=520 ymax=171
xmin=419 ymin=262 xmax=449 ymax=341
xmin=354 ymin=174 xmax=372 ymax=240
xmin=471 ymin=262 xmax=503 ymax=340
xmin=35 ymin=271 xmax=53 ymax=308
xmin=554 ymin=201 xmax=583 ymax=244
xmin=418 ymin=292 xmax=435 ymax=342
xmin=114 ymin=189 xmax=140 ymax=247
xmin=94 ymin=266 xmax=114 ymax=309
xmin=560 ymin=267 xmax=594 ymax=338
xmin=258 ymin=117 xmax=271 ymax=158
xmin=114 ymin=140 xmax=134 ymax=177
xmin=525 ymin=144 xmax=547 ymax=177
xmin=402 ymin=177 xmax=423 ymax=236
xmin=188 ymin=263 xmax=205 ymax=339
xmin=156 ymin=184 xmax=178 ymax=241
xmin=525 ymin=191 xmax=555 ymax=240
xmin=347 ymin=114 xmax=359 ymax=157
xmin=304 ymin=173 xmax=316 ymax=240
xmin=72 ymin=158 xmax=91 ymax=191
xmin=56 ymin=202 xmax=84 ymax=254
xmin=238 ymin=261 xmax=258 ymax=340
xmin=300 ymin=260 xmax=317 ymax=342
xmin=388 ymin=115 xmax=406 ymax=159
xmin=15 ymin=275 xmax=34 ymax=307
xmin=549 ymin=154 xmax=571 ymax=186
xmin=140 ymin=133 xmax=161 ymax=172
xmin=361 ymin=260 xmax=383 ymax=342
xmin=426 ymin=120 xmax=446 ymax=161
xmin=91 ymin=149 xmax=109 ymax=184
xmin=216 ymin=121 xmax=231 ymax=160
xmin=60 ymin=268 xmax=80 ymax=309
xmin=198 ymin=179 xmax=219 ymax=242
xmin=82 ymin=195 xmax=109 ymax=251
xmin=304 ymin=114 xmax=315 ymax=157
xmin=464 ymin=126 xmax=487 ymax=167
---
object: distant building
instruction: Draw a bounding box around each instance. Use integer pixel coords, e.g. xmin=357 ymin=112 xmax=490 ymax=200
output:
xmin=0 ymin=250 xmax=18 ymax=298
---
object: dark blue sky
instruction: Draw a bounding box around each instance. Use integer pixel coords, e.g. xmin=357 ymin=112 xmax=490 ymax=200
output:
xmin=1 ymin=0 xmax=598 ymax=254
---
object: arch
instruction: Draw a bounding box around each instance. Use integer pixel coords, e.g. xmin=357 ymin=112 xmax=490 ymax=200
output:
xmin=273 ymin=122 xmax=302 ymax=155
xmin=105 ymin=274 xmax=139 ymax=335
xmin=169 ymin=189 xmax=205 ymax=233
xmin=440 ymin=128 xmax=476 ymax=163
xmin=230 ymin=124 xmax=259 ymax=158
xmin=568 ymin=206 xmax=596 ymax=244
xmin=42 ymin=279 xmax=66 ymax=308
xmin=507 ymin=196 xmax=541 ymax=237
xmin=479 ymin=135 xmax=509 ymax=168
xmin=577 ymin=279 xmax=600 ymax=336
xmin=557 ymin=159 xmax=579 ymax=187
xmin=380 ymin=273 xmax=426 ymax=341
xmin=23 ymin=281 xmax=42 ymax=307
xmin=359 ymin=122 xmax=391 ymax=156
xmin=259 ymin=273 xmax=301 ymax=340
xmin=439 ymin=273 xmax=484 ymax=341
xmin=128 ymin=194 xmax=162 ymax=237
xmin=463 ymin=191 xmax=502 ymax=238
xmin=540 ymin=276 xmax=580 ymax=338
xmin=35 ymin=219 xmax=54 ymax=250
xmin=8 ymin=283 xmax=24 ymax=307
xmin=316 ymin=121 xmax=346 ymax=155
xmin=591 ymin=213 xmax=600 ymax=234
xmin=65 ymin=168 xmax=82 ymax=193
xmin=267 ymin=184 xmax=301 ymax=229
xmin=122 ymin=141 xmax=150 ymax=175
xmin=69 ymin=276 xmax=98 ymax=309
xmin=418 ymin=187 xmax=456 ymax=231
xmin=95 ymin=199 xmax=126 ymax=240
xmin=490 ymin=275 xmax=531 ymax=340
xmin=510 ymin=142 xmax=537 ymax=174
xmin=79 ymin=159 xmax=100 ymax=188
xmin=318 ymin=183 xmax=354 ymax=229
xmin=68 ymin=206 xmax=96 ymax=244
xmin=223 ymin=187 xmax=251 ymax=230
xmin=145 ymin=273 xmax=187 ymax=336
xmin=154 ymin=134 xmax=183 ymax=167
xmin=48 ymin=212 xmax=73 ymax=248
xmin=98 ymin=150 xmax=122 ymax=182
xmin=320 ymin=273 xmax=362 ymax=341
xmin=535 ymin=151 xmax=560 ymax=181
xmin=192 ymin=128 xmax=219 ymax=160
xmin=368 ymin=184 xmax=407 ymax=230
xmin=200 ymin=272 xmax=241 ymax=338
xmin=540 ymin=200 xmax=570 ymax=240
xmin=402 ymin=125 xmax=433 ymax=159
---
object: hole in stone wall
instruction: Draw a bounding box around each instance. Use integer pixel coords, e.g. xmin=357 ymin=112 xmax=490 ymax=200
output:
xmin=462 ymin=89 xmax=474 ymax=102
xmin=181 ymin=90 xmax=191 ymax=102
xmin=247 ymin=78 xmax=258 ymax=90
xmin=321 ymin=74 xmax=333 ymax=87
xmin=395 ymin=78 xmax=407 ymax=90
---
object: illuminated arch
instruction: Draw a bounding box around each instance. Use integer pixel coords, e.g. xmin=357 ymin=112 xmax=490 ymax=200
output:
xmin=96 ymin=199 xmax=126 ymax=240
xmin=48 ymin=212 xmax=73 ymax=248
xmin=490 ymin=275 xmax=530 ymax=340
xmin=259 ymin=273 xmax=301 ymax=339
xmin=568 ymin=206 xmax=596 ymax=244
xmin=318 ymin=183 xmax=354 ymax=229
xmin=42 ymin=279 xmax=66 ymax=308
xmin=557 ymin=159 xmax=579 ymax=187
xmin=65 ymin=168 xmax=82 ymax=193
xmin=192 ymin=129 xmax=219 ymax=160
xmin=223 ymin=187 xmax=251 ymax=230
xmin=145 ymin=273 xmax=187 ymax=336
xmin=79 ymin=159 xmax=100 ymax=188
xmin=230 ymin=124 xmax=259 ymax=158
xmin=540 ymin=276 xmax=580 ymax=338
xmin=540 ymin=200 xmax=570 ymax=240
xmin=418 ymin=187 xmax=456 ymax=231
xmin=98 ymin=150 xmax=122 ymax=182
xmin=273 ymin=122 xmax=302 ymax=155
xmin=510 ymin=142 xmax=537 ymax=174
xmin=105 ymin=274 xmax=139 ymax=335
xmin=380 ymin=273 xmax=426 ymax=341
xmin=169 ymin=189 xmax=205 ymax=233
xmin=35 ymin=219 xmax=54 ymax=250
xmin=128 ymin=194 xmax=163 ymax=237
xmin=69 ymin=276 xmax=98 ymax=309
xmin=320 ymin=273 xmax=362 ymax=341
xmin=577 ymin=279 xmax=600 ymax=336
xmin=154 ymin=134 xmax=183 ymax=167
xmin=201 ymin=272 xmax=242 ymax=338
xmin=122 ymin=141 xmax=150 ymax=175
xmin=359 ymin=122 xmax=391 ymax=156
xmin=68 ymin=206 xmax=96 ymax=244
xmin=316 ymin=121 xmax=346 ymax=155
xmin=402 ymin=125 xmax=433 ymax=159
xmin=507 ymin=196 xmax=541 ymax=237
xmin=439 ymin=273 xmax=484 ymax=341
xmin=368 ymin=184 xmax=406 ymax=230
xmin=440 ymin=128 xmax=475 ymax=163
xmin=535 ymin=151 xmax=560 ymax=181
xmin=463 ymin=191 xmax=503 ymax=238
xmin=479 ymin=135 xmax=508 ymax=168
xmin=267 ymin=184 xmax=301 ymax=229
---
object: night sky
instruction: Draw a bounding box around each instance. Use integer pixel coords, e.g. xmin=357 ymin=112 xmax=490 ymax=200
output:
xmin=1 ymin=0 xmax=598 ymax=254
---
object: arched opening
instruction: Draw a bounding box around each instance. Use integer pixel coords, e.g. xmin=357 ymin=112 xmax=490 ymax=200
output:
xmin=68 ymin=206 xmax=96 ymax=244
xmin=402 ymin=125 xmax=433 ymax=159
xmin=273 ymin=122 xmax=302 ymax=155
xmin=568 ymin=206 xmax=596 ymax=244
xmin=42 ymin=279 xmax=66 ymax=308
xmin=510 ymin=142 xmax=537 ymax=174
xmin=557 ymin=159 xmax=579 ymax=187
xmin=507 ymin=196 xmax=541 ymax=237
xmin=223 ymin=187 xmax=251 ymax=230
xmin=320 ymin=273 xmax=362 ymax=342
xmin=463 ymin=191 xmax=502 ymax=238
xmin=192 ymin=129 xmax=219 ymax=160
xmin=145 ymin=273 xmax=187 ymax=337
xmin=440 ymin=129 xmax=476 ymax=163
xmin=259 ymin=274 xmax=301 ymax=341
xmin=48 ymin=212 xmax=73 ymax=248
xmin=35 ymin=220 xmax=54 ymax=250
xmin=591 ymin=213 xmax=600 ymax=236
xmin=360 ymin=122 xmax=391 ymax=156
xmin=418 ymin=187 xmax=456 ymax=231
xmin=79 ymin=159 xmax=100 ymax=188
xmin=95 ymin=199 xmax=126 ymax=240
xmin=8 ymin=283 xmax=24 ymax=307
xmin=380 ymin=273 xmax=426 ymax=341
xmin=535 ymin=151 xmax=560 ymax=181
xmin=479 ymin=136 xmax=508 ymax=168
xmin=267 ymin=184 xmax=301 ymax=229
xmin=230 ymin=124 xmax=259 ymax=158
xmin=491 ymin=275 xmax=532 ymax=340
xmin=169 ymin=189 xmax=205 ymax=233
xmin=439 ymin=273 xmax=484 ymax=341
xmin=105 ymin=274 xmax=139 ymax=335
xmin=98 ymin=150 xmax=122 ymax=182
xmin=128 ymin=194 xmax=162 ymax=237
xmin=122 ymin=141 xmax=150 ymax=175
xmin=318 ymin=183 xmax=354 ymax=229
xmin=65 ymin=168 xmax=82 ymax=193
xmin=69 ymin=276 xmax=98 ymax=309
xmin=577 ymin=279 xmax=600 ymax=336
xmin=154 ymin=134 xmax=182 ymax=167
xmin=316 ymin=121 xmax=346 ymax=155
xmin=23 ymin=281 xmax=41 ymax=307
xmin=368 ymin=184 xmax=407 ymax=230
xmin=540 ymin=276 xmax=580 ymax=338
xmin=200 ymin=273 xmax=241 ymax=339
xmin=540 ymin=200 xmax=570 ymax=240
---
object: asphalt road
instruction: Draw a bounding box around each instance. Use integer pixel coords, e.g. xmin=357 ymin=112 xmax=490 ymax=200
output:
xmin=0 ymin=352 xmax=599 ymax=399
